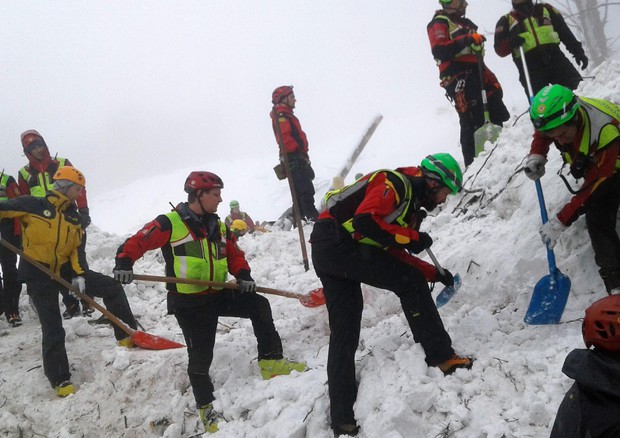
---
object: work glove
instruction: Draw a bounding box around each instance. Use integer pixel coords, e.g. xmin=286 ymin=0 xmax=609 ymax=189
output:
xmin=523 ymin=154 xmax=547 ymax=181
xmin=113 ymin=257 xmax=134 ymax=284
xmin=569 ymin=152 xmax=589 ymax=179
xmin=539 ymin=217 xmax=566 ymax=249
xmin=78 ymin=207 xmax=91 ymax=228
xmin=574 ymin=53 xmax=589 ymax=70
xmin=71 ymin=276 xmax=86 ymax=298
xmin=436 ymin=269 xmax=455 ymax=288
xmin=469 ymin=33 xmax=486 ymax=52
xmin=236 ymin=270 xmax=256 ymax=293
xmin=508 ymin=32 xmax=525 ymax=49
xmin=407 ymin=232 xmax=433 ymax=254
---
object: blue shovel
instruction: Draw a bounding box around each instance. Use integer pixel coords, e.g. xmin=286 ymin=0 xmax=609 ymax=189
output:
xmin=426 ymin=248 xmax=461 ymax=307
xmin=523 ymin=180 xmax=571 ymax=324
xmin=519 ymin=46 xmax=571 ymax=324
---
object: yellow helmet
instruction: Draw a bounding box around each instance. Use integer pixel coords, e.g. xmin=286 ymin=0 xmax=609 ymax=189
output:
xmin=53 ymin=166 xmax=86 ymax=187
xmin=231 ymin=219 xmax=248 ymax=232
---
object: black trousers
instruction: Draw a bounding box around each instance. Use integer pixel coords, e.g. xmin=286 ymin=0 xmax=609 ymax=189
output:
xmin=170 ymin=290 xmax=284 ymax=407
xmin=0 ymin=220 xmax=21 ymax=316
xmin=516 ymin=49 xmax=582 ymax=100
xmin=290 ymin=161 xmax=319 ymax=221
xmin=27 ymin=269 xmax=138 ymax=387
xmin=445 ymin=67 xmax=510 ymax=167
xmin=583 ymin=173 xmax=620 ymax=288
xmin=310 ymin=219 xmax=454 ymax=427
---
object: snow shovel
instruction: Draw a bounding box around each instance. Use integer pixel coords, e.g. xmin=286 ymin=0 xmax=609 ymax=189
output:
xmin=426 ymin=248 xmax=461 ymax=307
xmin=523 ymin=181 xmax=571 ymax=324
xmin=518 ymin=46 xmax=571 ymax=324
xmin=473 ymin=53 xmax=502 ymax=157
xmin=132 ymin=274 xmax=326 ymax=308
xmin=0 ymin=238 xmax=185 ymax=350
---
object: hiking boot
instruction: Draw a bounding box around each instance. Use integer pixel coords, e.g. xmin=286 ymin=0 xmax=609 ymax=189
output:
xmin=7 ymin=313 xmax=22 ymax=327
xmin=258 ymin=358 xmax=307 ymax=380
xmin=333 ymin=423 xmax=360 ymax=437
xmin=55 ymin=381 xmax=76 ymax=397
xmin=81 ymin=301 xmax=95 ymax=317
xmin=437 ymin=354 xmax=474 ymax=375
xmin=62 ymin=303 xmax=81 ymax=320
xmin=117 ymin=337 xmax=135 ymax=348
xmin=199 ymin=403 xmax=223 ymax=433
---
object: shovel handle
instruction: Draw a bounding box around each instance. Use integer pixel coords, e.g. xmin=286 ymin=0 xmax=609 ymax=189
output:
xmin=425 ymin=248 xmax=446 ymax=277
xmin=132 ymin=274 xmax=307 ymax=301
xmin=0 ymin=238 xmax=134 ymax=338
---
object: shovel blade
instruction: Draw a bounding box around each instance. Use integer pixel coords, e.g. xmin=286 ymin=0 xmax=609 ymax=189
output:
xmin=299 ymin=287 xmax=326 ymax=308
xmin=131 ymin=331 xmax=185 ymax=350
xmin=524 ymin=271 xmax=571 ymax=325
xmin=474 ymin=122 xmax=502 ymax=156
xmin=436 ymin=274 xmax=461 ymax=308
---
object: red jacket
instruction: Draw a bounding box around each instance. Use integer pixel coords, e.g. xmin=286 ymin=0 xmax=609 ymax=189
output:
xmin=270 ymin=104 xmax=309 ymax=157
xmin=319 ymin=169 xmax=439 ymax=281
xmin=117 ymin=203 xmax=250 ymax=293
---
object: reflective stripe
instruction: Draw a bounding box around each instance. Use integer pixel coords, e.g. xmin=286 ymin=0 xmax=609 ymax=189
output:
xmin=507 ymin=8 xmax=560 ymax=58
xmin=0 ymin=174 xmax=9 ymax=201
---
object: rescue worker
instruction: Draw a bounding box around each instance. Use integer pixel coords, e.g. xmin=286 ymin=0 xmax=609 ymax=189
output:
xmin=230 ymin=219 xmax=249 ymax=238
xmin=550 ymin=294 xmax=620 ymax=437
xmin=113 ymin=171 xmax=306 ymax=433
xmin=270 ymin=85 xmax=320 ymax=222
xmin=427 ymin=0 xmax=510 ymax=167
xmin=0 ymin=167 xmax=138 ymax=397
xmin=494 ymin=0 xmax=588 ymax=99
xmin=524 ymin=84 xmax=620 ymax=295
xmin=310 ymin=153 xmax=473 ymax=436
xmin=0 ymin=171 xmax=22 ymax=326
xmin=18 ymin=130 xmax=92 ymax=318
xmin=224 ymin=200 xmax=255 ymax=232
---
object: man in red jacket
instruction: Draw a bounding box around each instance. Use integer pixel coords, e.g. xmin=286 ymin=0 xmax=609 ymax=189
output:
xmin=270 ymin=85 xmax=320 ymax=222
xmin=427 ymin=0 xmax=510 ymax=167
xmin=311 ymin=153 xmax=473 ymax=436
xmin=113 ymin=171 xmax=305 ymax=433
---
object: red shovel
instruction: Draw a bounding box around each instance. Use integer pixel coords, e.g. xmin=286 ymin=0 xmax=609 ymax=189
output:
xmin=0 ymin=239 xmax=184 ymax=350
xmin=132 ymin=274 xmax=326 ymax=308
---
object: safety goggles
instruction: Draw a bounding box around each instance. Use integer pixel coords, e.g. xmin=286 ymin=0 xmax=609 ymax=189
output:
xmin=24 ymin=139 xmax=46 ymax=153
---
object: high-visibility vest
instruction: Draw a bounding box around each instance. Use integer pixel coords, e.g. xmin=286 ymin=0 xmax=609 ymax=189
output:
xmin=0 ymin=174 xmax=10 ymax=201
xmin=324 ymin=170 xmax=413 ymax=247
xmin=433 ymin=14 xmax=480 ymax=65
xmin=19 ymin=158 xmax=67 ymax=198
xmin=165 ymin=211 xmax=229 ymax=294
xmin=564 ymin=98 xmax=620 ymax=170
xmin=507 ymin=6 xmax=560 ymax=59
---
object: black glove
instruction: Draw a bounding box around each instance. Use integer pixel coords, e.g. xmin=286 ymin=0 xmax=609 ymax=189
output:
xmin=574 ymin=53 xmax=588 ymax=70
xmin=113 ymin=257 xmax=134 ymax=284
xmin=407 ymin=232 xmax=433 ymax=254
xmin=570 ymin=153 xmax=589 ymax=179
xmin=236 ymin=270 xmax=256 ymax=293
xmin=509 ymin=33 xmax=525 ymax=49
xmin=79 ymin=207 xmax=92 ymax=228
xmin=436 ymin=269 xmax=455 ymax=287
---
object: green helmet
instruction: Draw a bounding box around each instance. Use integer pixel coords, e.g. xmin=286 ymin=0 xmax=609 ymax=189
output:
xmin=530 ymin=84 xmax=580 ymax=131
xmin=229 ymin=200 xmax=239 ymax=208
xmin=420 ymin=153 xmax=463 ymax=194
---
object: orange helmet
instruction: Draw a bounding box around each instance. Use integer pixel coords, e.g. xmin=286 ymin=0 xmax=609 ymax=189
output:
xmin=583 ymin=295 xmax=620 ymax=352
xmin=272 ymin=85 xmax=294 ymax=104
xmin=53 ymin=166 xmax=86 ymax=187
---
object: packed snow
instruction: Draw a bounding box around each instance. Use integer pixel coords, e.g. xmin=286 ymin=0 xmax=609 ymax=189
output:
xmin=1 ymin=61 xmax=619 ymax=437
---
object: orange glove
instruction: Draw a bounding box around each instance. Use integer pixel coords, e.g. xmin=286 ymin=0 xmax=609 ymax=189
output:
xmin=470 ymin=33 xmax=486 ymax=45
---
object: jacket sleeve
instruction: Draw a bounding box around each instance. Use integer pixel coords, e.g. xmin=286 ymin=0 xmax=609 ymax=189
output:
xmin=557 ymin=138 xmax=620 ymax=226
xmin=387 ymin=247 xmax=439 ymax=281
xmin=547 ymin=4 xmax=585 ymax=58
xmin=493 ymin=15 xmax=513 ymax=57
xmin=225 ymin=227 xmax=251 ymax=277
xmin=116 ymin=215 xmax=172 ymax=264
xmin=427 ymin=16 xmax=473 ymax=62
xmin=273 ymin=113 xmax=302 ymax=154
xmin=351 ymin=172 xmax=423 ymax=249
xmin=530 ymin=131 xmax=554 ymax=157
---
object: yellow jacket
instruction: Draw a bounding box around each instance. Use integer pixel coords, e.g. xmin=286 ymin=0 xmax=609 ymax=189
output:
xmin=0 ymin=190 xmax=84 ymax=275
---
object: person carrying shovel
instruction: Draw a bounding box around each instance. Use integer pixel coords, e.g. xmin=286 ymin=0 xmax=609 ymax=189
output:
xmin=0 ymin=166 xmax=138 ymax=397
xmin=113 ymin=171 xmax=306 ymax=433
xmin=524 ymin=84 xmax=620 ymax=295
xmin=310 ymin=153 xmax=473 ymax=437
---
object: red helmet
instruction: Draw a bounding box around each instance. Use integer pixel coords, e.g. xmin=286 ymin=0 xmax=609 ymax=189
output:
xmin=184 ymin=171 xmax=224 ymax=194
xmin=583 ymin=295 xmax=620 ymax=352
xmin=272 ymin=85 xmax=294 ymax=104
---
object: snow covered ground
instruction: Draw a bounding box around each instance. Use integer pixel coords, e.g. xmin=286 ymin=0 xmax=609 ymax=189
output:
xmin=1 ymin=61 xmax=619 ymax=437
